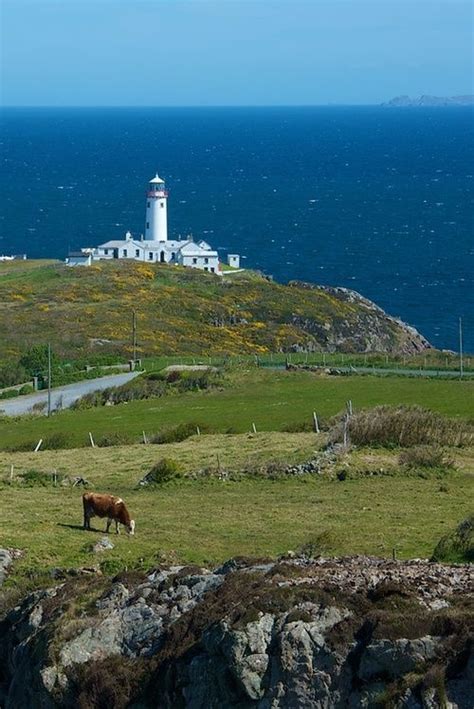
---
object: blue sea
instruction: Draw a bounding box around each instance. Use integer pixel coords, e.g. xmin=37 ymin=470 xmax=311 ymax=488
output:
xmin=1 ymin=107 xmax=473 ymax=351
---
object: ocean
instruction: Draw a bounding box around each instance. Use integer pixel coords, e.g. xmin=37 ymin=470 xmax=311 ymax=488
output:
xmin=1 ymin=106 xmax=473 ymax=352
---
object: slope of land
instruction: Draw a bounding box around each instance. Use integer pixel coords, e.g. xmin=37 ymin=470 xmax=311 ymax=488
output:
xmin=0 ymin=259 xmax=430 ymax=362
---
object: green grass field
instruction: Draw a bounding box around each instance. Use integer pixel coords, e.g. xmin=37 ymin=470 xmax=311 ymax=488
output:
xmin=1 ymin=434 xmax=472 ymax=582
xmin=0 ymin=369 xmax=473 ymax=450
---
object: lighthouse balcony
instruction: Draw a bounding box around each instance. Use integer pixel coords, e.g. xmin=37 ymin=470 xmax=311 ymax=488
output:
xmin=147 ymin=190 xmax=168 ymax=198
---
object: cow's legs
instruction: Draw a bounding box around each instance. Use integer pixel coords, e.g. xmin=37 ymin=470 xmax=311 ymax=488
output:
xmin=106 ymin=518 xmax=112 ymax=533
xmin=83 ymin=510 xmax=92 ymax=530
xmin=115 ymin=520 xmax=120 ymax=534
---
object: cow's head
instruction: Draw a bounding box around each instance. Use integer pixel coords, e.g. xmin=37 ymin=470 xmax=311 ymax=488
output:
xmin=128 ymin=520 xmax=135 ymax=535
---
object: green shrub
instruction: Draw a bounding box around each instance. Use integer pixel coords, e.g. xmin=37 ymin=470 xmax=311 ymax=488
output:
xmin=146 ymin=371 xmax=166 ymax=381
xmin=96 ymin=432 xmax=135 ymax=447
xmin=42 ymin=432 xmax=71 ymax=450
xmin=431 ymin=515 xmax=474 ymax=563
xmin=143 ymin=458 xmax=180 ymax=485
xmin=399 ymin=446 xmax=454 ymax=470
xmin=0 ymin=363 xmax=28 ymax=388
xmin=0 ymin=389 xmax=19 ymax=399
xmin=19 ymin=384 xmax=34 ymax=395
xmin=150 ymin=422 xmax=211 ymax=444
xmin=5 ymin=439 xmax=37 ymax=452
xmin=298 ymin=531 xmax=333 ymax=557
xmin=16 ymin=469 xmax=53 ymax=487
xmin=6 ymin=433 xmax=68 ymax=451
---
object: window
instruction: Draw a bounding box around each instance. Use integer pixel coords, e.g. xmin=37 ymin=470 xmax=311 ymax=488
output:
xmin=135 ymin=249 xmax=140 ymax=257
xmin=204 ymin=257 xmax=209 ymax=264
xmin=148 ymin=252 xmax=153 ymax=260
xmin=204 ymin=267 xmax=209 ymax=272
xmin=211 ymin=267 xmax=215 ymax=273
xmin=160 ymin=202 xmax=164 ymax=208
xmin=104 ymin=249 xmax=108 ymax=255
xmin=147 ymin=202 xmax=150 ymax=208
xmin=160 ymin=251 xmax=165 ymax=263
xmin=171 ymin=252 xmax=176 ymax=259
xmin=146 ymin=222 xmax=150 ymax=229
xmin=123 ymin=249 xmax=128 ymax=257
xmin=192 ymin=258 xmax=197 ymax=264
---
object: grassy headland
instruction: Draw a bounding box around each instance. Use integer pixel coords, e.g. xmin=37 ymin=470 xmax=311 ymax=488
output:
xmin=0 ymin=259 xmax=429 ymax=365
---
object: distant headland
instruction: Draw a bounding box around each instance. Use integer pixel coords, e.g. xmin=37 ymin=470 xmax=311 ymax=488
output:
xmin=383 ymin=94 xmax=474 ymax=107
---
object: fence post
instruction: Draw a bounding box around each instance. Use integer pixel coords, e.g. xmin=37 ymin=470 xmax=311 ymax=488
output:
xmin=10 ymin=464 xmax=14 ymax=481
xmin=252 ymin=422 xmax=257 ymax=433
xmin=313 ymin=411 xmax=320 ymax=433
xmin=343 ymin=415 xmax=350 ymax=448
xmin=89 ymin=432 xmax=95 ymax=448
xmin=142 ymin=430 xmax=148 ymax=444
xmin=34 ymin=439 xmax=43 ymax=452
xmin=196 ymin=426 xmax=201 ymax=436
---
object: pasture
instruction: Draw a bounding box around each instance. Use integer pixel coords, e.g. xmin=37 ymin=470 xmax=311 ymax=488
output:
xmin=1 ymin=433 xmax=473 ymax=585
xmin=0 ymin=369 xmax=473 ymax=451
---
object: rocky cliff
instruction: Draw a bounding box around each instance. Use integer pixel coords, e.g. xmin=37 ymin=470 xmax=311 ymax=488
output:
xmin=1 ymin=555 xmax=472 ymax=708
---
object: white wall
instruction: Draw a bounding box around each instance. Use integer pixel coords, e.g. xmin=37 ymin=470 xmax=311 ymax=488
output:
xmin=145 ymin=197 xmax=168 ymax=241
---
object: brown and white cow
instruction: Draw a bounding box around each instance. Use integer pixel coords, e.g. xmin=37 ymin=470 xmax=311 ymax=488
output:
xmin=82 ymin=492 xmax=135 ymax=535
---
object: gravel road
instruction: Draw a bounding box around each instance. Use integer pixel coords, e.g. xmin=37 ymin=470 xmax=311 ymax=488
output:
xmin=0 ymin=372 xmax=140 ymax=417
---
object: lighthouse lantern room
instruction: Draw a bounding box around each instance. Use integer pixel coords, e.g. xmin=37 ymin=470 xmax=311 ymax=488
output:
xmin=145 ymin=173 xmax=168 ymax=241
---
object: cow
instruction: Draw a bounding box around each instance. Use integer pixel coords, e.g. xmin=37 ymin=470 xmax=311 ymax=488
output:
xmin=82 ymin=492 xmax=135 ymax=535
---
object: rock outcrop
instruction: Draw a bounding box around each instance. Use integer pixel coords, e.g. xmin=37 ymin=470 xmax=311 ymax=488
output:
xmin=289 ymin=283 xmax=431 ymax=354
xmin=0 ymin=549 xmax=21 ymax=587
xmin=0 ymin=556 xmax=472 ymax=708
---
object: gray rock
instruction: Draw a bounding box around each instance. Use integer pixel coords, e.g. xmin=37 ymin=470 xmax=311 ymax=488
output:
xmin=0 ymin=549 xmax=13 ymax=586
xmin=92 ymin=536 xmax=114 ymax=553
xmin=60 ymin=614 xmax=123 ymax=666
xmin=358 ymin=637 xmax=439 ymax=680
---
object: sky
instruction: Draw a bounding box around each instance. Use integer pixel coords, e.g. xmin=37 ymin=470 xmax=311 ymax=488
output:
xmin=0 ymin=0 xmax=472 ymax=106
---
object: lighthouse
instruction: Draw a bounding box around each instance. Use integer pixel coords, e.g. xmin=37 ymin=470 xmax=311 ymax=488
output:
xmin=145 ymin=174 xmax=168 ymax=241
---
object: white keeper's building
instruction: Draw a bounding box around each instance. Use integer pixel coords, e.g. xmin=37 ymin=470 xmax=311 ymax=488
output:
xmin=67 ymin=174 xmax=240 ymax=274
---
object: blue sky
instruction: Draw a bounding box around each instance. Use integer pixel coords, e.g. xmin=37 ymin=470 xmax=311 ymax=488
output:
xmin=1 ymin=0 xmax=472 ymax=106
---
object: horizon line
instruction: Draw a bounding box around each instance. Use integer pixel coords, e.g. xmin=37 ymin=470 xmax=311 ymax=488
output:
xmin=2 ymin=102 xmax=473 ymax=110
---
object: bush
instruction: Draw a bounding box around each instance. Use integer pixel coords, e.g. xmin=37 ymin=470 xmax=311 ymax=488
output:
xmin=399 ymin=446 xmax=454 ymax=470
xmin=0 ymin=389 xmax=19 ymax=400
xmin=150 ymin=422 xmax=211 ymax=444
xmin=72 ymin=656 xmax=147 ymax=709
xmin=19 ymin=384 xmax=34 ymax=395
xmin=298 ymin=531 xmax=333 ymax=558
xmin=431 ymin=515 xmax=474 ymax=563
xmin=42 ymin=432 xmax=71 ymax=450
xmin=16 ymin=469 xmax=53 ymax=487
xmin=96 ymin=432 xmax=135 ymax=448
xmin=328 ymin=405 xmax=473 ymax=448
xmin=5 ymin=439 xmax=38 ymax=452
xmin=141 ymin=458 xmax=180 ymax=485
xmin=0 ymin=363 xmax=28 ymax=388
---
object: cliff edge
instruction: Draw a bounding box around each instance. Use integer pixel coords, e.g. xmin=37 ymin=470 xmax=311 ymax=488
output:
xmin=1 ymin=555 xmax=472 ymax=708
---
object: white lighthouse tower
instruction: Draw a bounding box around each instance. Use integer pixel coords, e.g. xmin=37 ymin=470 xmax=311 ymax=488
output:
xmin=145 ymin=174 xmax=168 ymax=241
